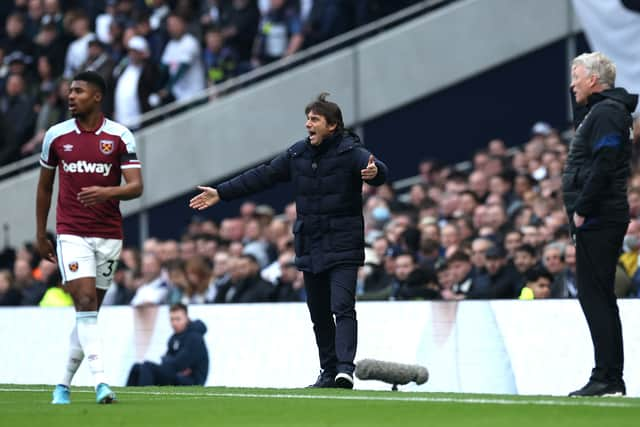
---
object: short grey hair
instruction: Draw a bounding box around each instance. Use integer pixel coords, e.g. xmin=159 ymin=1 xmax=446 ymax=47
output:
xmin=572 ymin=52 xmax=616 ymax=88
xmin=543 ymin=241 xmax=565 ymax=260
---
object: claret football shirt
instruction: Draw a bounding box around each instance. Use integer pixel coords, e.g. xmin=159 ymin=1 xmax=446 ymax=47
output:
xmin=40 ymin=117 xmax=141 ymax=239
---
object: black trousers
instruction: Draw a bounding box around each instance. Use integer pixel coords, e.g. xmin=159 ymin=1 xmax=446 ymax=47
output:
xmin=127 ymin=361 xmax=180 ymax=386
xmin=575 ymin=224 xmax=626 ymax=384
xmin=303 ymin=265 xmax=358 ymax=375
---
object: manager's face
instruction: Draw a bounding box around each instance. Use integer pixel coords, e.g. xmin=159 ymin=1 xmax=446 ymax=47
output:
xmin=571 ymin=64 xmax=596 ymax=106
xmin=306 ymin=111 xmax=336 ymax=146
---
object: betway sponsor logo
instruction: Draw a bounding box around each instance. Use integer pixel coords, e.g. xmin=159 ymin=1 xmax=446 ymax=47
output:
xmin=61 ymin=160 xmax=112 ymax=176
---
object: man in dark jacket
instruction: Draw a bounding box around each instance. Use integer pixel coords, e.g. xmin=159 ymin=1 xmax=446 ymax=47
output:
xmin=213 ymin=254 xmax=273 ymax=303
xmin=127 ymin=303 xmax=209 ymax=386
xmin=190 ymin=93 xmax=388 ymax=389
xmin=563 ymin=52 xmax=638 ymax=397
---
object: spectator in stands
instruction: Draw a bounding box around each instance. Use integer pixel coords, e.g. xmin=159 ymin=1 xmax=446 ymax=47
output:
xmin=130 ymin=252 xmax=169 ymax=306
xmin=14 ymin=257 xmax=46 ymax=305
xmin=166 ymin=258 xmax=189 ymax=304
xmin=94 ymin=0 xmax=117 ymax=45
xmin=468 ymin=169 xmax=489 ymax=203
xmin=5 ymin=50 xmax=37 ymax=92
xmin=159 ymin=13 xmax=205 ymax=102
xmin=63 ymin=12 xmax=94 ymax=79
xmin=512 ymin=244 xmax=538 ymax=293
xmin=213 ymin=253 xmax=272 ymax=303
xmin=103 ymin=263 xmax=136 ymax=305
xmin=202 ymin=25 xmax=236 ymax=86
xmin=1 ymin=12 xmax=35 ymax=57
xmin=302 ymin=0 xmax=341 ymax=48
xmin=42 ymin=0 xmax=64 ymax=32
xmin=270 ymin=250 xmax=305 ymax=302
xmin=205 ymin=249 xmax=231 ymax=302
xmin=518 ymin=266 xmax=553 ymax=300
xmin=25 ymin=0 xmax=44 ymax=40
xmin=1 ymin=73 xmax=35 ymax=154
xmin=33 ymin=22 xmax=66 ymax=77
xmin=39 ymin=270 xmax=74 ymax=307
xmin=200 ymin=0 xmax=224 ymax=28
xmin=627 ymin=187 xmax=640 ymax=221
xmin=542 ymin=241 xmax=570 ymax=298
xmin=0 ymin=268 xmax=21 ymax=306
xmin=220 ymin=0 xmax=260 ymax=72
xmin=440 ymin=223 xmax=460 ymax=254
xmin=81 ymin=37 xmax=115 ymax=115
xmin=447 ymin=250 xmax=490 ymax=299
xmin=184 ymin=255 xmax=213 ymax=304
xmin=620 ymin=219 xmax=640 ymax=297
xmin=113 ymin=35 xmax=159 ymax=129
xmin=134 ymin=10 xmax=168 ymax=66
xmin=242 ymin=217 xmax=270 ymax=268
xmin=484 ymin=245 xmax=520 ymax=298
xmin=470 ymin=237 xmax=493 ymax=272
xmin=389 ymin=252 xmax=439 ymax=301
xmin=0 ymin=110 xmax=18 ymax=166
xmin=127 ymin=303 xmax=209 ymax=386
xmin=252 ymin=0 xmax=304 ymax=65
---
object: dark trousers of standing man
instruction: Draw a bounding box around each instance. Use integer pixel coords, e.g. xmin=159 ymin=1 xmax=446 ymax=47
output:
xmin=575 ymin=223 xmax=626 ymax=384
xmin=304 ymin=265 xmax=358 ymax=376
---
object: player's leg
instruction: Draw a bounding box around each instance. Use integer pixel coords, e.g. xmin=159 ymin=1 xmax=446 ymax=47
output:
xmin=89 ymin=238 xmax=123 ymax=403
xmin=52 ymin=235 xmax=97 ymax=404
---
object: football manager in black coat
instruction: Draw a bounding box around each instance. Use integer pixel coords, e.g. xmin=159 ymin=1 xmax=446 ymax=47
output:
xmin=563 ymin=52 xmax=638 ymax=397
xmin=190 ymin=93 xmax=388 ymax=389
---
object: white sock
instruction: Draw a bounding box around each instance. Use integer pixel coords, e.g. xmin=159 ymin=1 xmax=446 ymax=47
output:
xmin=60 ymin=325 xmax=84 ymax=388
xmin=76 ymin=311 xmax=108 ymax=388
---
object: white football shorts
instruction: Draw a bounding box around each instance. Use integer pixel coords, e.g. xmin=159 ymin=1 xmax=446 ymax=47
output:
xmin=56 ymin=234 xmax=122 ymax=290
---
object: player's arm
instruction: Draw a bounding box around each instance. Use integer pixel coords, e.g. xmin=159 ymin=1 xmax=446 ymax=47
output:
xmin=36 ymin=167 xmax=57 ymax=263
xmin=77 ymin=168 xmax=143 ymax=206
xmin=113 ymin=167 xmax=143 ymax=200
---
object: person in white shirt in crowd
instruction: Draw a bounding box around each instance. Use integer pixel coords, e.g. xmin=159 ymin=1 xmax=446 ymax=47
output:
xmin=130 ymin=252 xmax=169 ymax=306
xmin=159 ymin=13 xmax=205 ymax=103
xmin=113 ymin=35 xmax=159 ymax=130
xmin=63 ymin=12 xmax=94 ymax=79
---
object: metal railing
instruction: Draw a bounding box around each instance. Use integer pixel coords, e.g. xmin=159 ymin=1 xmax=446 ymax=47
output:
xmin=0 ymin=0 xmax=453 ymax=181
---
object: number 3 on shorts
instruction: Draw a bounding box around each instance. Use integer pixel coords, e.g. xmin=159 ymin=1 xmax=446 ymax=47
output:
xmin=102 ymin=260 xmax=116 ymax=277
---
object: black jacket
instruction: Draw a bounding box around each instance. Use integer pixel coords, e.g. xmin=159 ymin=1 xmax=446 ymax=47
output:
xmin=217 ymin=131 xmax=388 ymax=273
xmin=562 ymin=88 xmax=638 ymax=229
xmin=162 ymin=320 xmax=209 ymax=386
xmin=213 ymin=274 xmax=273 ymax=303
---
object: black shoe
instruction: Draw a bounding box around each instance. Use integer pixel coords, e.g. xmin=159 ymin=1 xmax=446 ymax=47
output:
xmin=335 ymin=372 xmax=354 ymax=389
xmin=307 ymin=371 xmax=337 ymax=388
xmin=569 ymin=380 xmax=626 ymax=397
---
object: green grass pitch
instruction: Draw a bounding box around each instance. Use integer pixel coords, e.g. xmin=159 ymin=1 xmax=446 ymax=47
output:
xmin=1 ymin=385 xmax=639 ymax=427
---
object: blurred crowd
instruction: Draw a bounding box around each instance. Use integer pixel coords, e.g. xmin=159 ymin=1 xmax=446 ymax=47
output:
xmin=2 ymin=118 xmax=640 ymax=307
xmin=0 ymin=0 xmax=425 ymax=167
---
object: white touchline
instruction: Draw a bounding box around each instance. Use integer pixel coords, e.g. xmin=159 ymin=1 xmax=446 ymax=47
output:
xmin=0 ymin=388 xmax=637 ymax=409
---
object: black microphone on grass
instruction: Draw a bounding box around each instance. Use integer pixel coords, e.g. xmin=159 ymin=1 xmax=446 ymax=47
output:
xmin=355 ymin=359 xmax=429 ymax=391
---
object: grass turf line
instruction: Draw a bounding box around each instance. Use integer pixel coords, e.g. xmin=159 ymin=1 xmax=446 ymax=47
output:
xmin=1 ymin=385 xmax=639 ymax=427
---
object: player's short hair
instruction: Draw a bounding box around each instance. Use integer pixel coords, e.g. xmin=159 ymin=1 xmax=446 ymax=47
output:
xmin=170 ymin=303 xmax=188 ymax=314
xmin=572 ymin=52 xmax=616 ymax=88
xmin=305 ymin=92 xmax=344 ymax=132
xmin=72 ymin=70 xmax=107 ymax=95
